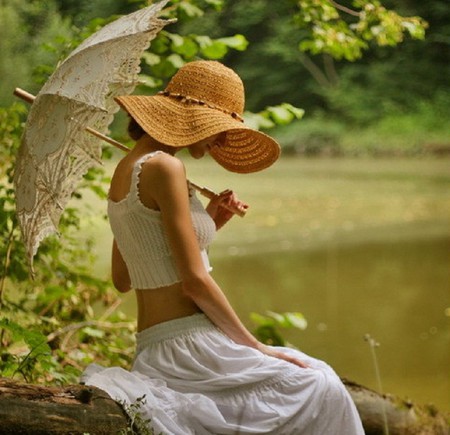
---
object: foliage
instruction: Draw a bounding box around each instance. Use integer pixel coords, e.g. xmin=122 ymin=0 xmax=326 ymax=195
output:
xmin=251 ymin=311 xmax=307 ymax=347
xmin=272 ymin=115 xmax=345 ymax=156
xmin=118 ymin=395 xmax=158 ymax=435
xmin=0 ymin=0 xmax=76 ymax=106
xmin=272 ymin=94 xmax=450 ymax=157
xmin=0 ymin=103 xmax=136 ymax=384
xmin=295 ymin=0 xmax=427 ymax=61
xmin=177 ymin=0 xmax=432 ymax=116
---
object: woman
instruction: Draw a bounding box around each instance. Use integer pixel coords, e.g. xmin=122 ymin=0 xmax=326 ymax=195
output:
xmin=82 ymin=60 xmax=364 ymax=434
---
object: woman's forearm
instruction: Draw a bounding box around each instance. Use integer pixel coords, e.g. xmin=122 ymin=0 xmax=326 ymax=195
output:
xmin=182 ymin=274 xmax=259 ymax=348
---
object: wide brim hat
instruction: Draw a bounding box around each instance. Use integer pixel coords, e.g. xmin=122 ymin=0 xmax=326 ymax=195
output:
xmin=114 ymin=61 xmax=281 ymax=173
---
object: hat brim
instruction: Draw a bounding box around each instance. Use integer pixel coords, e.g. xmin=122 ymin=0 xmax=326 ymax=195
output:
xmin=115 ymin=95 xmax=281 ymax=173
xmin=210 ymin=129 xmax=280 ymax=174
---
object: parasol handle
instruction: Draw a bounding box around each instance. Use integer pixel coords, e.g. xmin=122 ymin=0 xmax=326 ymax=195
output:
xmin=188 ymin=182 xmax=246 ymax=218
xmin=13 ymin=88 xmax=130 ymax=152
xmin=13 ymin=87 xmax=247 ymax=218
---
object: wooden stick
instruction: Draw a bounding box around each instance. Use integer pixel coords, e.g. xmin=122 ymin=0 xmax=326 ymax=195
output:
xmin=13 ymin=87 xmax=247 ymax=217
xmin=188 ymin=182 xmax=246 ymax=218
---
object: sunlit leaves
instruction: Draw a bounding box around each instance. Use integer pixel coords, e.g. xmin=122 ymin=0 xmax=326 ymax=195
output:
xmin=265 ymin=104 xmax=306 ymax=125
xmin=245 ymin=103 xmax=305 ymax=130
xmin=300 ymin=21 xmax=368 ymax=60
xmin=167 ymin=32 xmax=198 ymax=57
xmin=214 ymin=35 xmax=249 ymax=51
xmin=0 ymin=318 xmax=54 ymax=382
xmin=141 ymin=31 xmax=249 ymax=80
xmin=251 ymin=311 xmax=307 ymax=346
xmin=295 ymin=0 xmax=428 ymax=61
xmin=177 ymin=2 xmax=204 ymax=19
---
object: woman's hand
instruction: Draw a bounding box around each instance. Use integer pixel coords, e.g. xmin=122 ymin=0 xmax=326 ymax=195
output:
xmin=256 ymin=342 xmax=310 ymax=369
xmin=206 ymin=189 xmax=248 ymax=230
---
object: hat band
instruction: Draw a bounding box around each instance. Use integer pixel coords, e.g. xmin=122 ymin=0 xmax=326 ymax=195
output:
xmin=157 ymin=90 xmax=244 ymax=123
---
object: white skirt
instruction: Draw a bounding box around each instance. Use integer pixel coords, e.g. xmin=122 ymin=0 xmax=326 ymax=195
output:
xmin=82 ymin=313 xmax=364 ymax=434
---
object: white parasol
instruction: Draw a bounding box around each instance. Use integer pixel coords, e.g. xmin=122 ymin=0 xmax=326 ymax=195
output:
xmin=14 ymin=0 xmax=246 ymax=270
xmin=13 ymin=1 xmax=173 ymax=268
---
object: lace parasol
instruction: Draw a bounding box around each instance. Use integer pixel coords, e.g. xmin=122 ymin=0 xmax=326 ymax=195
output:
xmin=13 ymin=1 xmax=172 ymax=268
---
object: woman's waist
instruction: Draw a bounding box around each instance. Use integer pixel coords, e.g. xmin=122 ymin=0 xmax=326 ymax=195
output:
xmin=136 ymin=312 xmax=213 ymax=347
xmin=135 ymin=283 xmax=201 ymax=331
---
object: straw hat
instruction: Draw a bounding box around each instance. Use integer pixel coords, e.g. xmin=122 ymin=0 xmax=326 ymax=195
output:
xmin=114 ymin=60 xmax=281 ymax=173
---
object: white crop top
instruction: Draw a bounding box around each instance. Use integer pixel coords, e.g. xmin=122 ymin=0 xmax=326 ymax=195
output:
xmin=108 ymin=151 xmax=216 ymax=289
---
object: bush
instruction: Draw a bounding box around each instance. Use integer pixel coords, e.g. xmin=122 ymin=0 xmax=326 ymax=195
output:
xmin=272 ymin=93 xmax=450 ymax=157
xmin=272 ymin=116 xmax=345 ymax=156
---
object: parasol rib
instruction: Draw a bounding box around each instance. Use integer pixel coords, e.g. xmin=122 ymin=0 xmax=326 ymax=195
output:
xmin=14 ymin=87 xmax=246 ymax=218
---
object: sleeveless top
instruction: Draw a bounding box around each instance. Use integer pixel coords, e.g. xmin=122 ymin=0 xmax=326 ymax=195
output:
xmin=107 ymin=151 xmax=216 ymax=290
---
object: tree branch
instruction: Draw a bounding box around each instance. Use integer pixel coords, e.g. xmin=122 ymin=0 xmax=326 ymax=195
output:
xmin=329 ymin=0 xmax=360 ymax=17
xmin=297 ymin=52 xmax=333 ymax=88
xmin=323 ymin=53 xmax=339 ymax=86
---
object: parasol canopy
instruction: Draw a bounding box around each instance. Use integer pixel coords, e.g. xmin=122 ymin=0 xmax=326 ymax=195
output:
xmin=13 ymin=1 xmax=172 ymax=268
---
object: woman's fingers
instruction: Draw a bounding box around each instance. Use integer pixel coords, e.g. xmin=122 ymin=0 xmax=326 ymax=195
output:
xmin=276 ymin=352 xmax=310 ymax=369
xmin=257 ymin=343 xmax=310 ymax=369
xmin=218 ymin=190 xmax=249 ymax=212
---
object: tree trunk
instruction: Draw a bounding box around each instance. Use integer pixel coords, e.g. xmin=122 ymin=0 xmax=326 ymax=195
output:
xmin=0 ymin=377 xmax=448 ymax=434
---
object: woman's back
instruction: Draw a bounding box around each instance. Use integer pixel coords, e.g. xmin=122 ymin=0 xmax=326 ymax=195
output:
xmin=108 ymin=149 xmax=212 ymax=330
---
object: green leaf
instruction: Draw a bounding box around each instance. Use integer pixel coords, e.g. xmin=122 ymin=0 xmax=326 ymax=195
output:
xmin=266 ymin=106 xmax=295 ymax=124
xmin=244 ymin=112 xmax=276 ymax=130
xmin=204 ymin=0 xmax=224 ymax=9
xmin=250 ymin=312 xmax=275 ymax=327
xmin=194 ymin=36 xmax=228 ymax=60
xmin=0 ymin=319 xmax=51 ymax=356
xmin=216 ymin=35 xmax=249 ymax=51
xmin=178 ymin=2 xmax=204 ymax=18
xmin=141 ymin=52 xmax=161 ymax=67
xmin=137 ymin=74 xmax=163 ymax=90
xmin=166 ymin=53 xmax=185 ymax=69
xmin=168 ymin=34 xmax=199 ymax=58
xmin=283 ymin=312 xmax=308 ymax=330
xmin=82 ymin=327 xmax=105 ymax=338
xmin=151 ymin=34 xmax=170 ymax=55
xmin=200 ymin=40 xmax=228 ymax=59
xmin=151 ymin=58 xmax=179 ymax=78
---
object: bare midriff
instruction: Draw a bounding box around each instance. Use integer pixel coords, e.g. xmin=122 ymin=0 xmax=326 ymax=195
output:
xmin=135 ymin=282 xmax=201 ymax=332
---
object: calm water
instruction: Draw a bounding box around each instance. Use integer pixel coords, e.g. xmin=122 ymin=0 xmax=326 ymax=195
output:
xmin=209 ymin=235 xmax=450 ymax=412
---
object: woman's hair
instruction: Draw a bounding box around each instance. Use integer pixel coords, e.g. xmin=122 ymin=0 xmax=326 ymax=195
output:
xmin=128 ymin=117 xmax=146 ymax=141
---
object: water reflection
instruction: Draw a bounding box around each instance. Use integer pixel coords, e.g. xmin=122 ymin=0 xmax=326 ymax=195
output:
xmin=211 ymin=236 xmax=450 ymax=412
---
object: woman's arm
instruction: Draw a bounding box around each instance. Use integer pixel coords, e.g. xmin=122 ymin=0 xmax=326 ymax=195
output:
xmin=140 ymin=155 xmax=308 ymax=368
xmin=111 ymin=239 xmax=132 ymax=293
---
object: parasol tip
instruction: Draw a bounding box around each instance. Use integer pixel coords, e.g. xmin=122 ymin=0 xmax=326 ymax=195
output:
xmin=13 ymin=87 xmax=36 ymax=104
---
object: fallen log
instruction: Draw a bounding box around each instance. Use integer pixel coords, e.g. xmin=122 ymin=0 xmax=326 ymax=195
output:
xmin=0 ymin=378 xmax=128 ymax=434
xmin=0 ymin=377 xmax=448 ymax=434
xmin=343 ymin=379 xmax=449 ymax=435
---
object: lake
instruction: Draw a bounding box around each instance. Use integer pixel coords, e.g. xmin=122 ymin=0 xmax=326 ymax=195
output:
xmin=210 ymin=235 xmax=449 ymax=412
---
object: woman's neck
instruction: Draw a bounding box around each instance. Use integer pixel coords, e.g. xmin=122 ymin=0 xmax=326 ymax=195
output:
xmin=133 ymin=135 xmax=178 ymax=156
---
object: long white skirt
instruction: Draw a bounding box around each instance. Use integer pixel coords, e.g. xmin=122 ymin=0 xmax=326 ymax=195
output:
xmin=82 ymin=313 xmax=364 ymax=434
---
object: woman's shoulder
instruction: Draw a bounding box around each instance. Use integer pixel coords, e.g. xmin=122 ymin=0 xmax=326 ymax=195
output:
xmin=141 ymin=152 xmax=186 ymax=186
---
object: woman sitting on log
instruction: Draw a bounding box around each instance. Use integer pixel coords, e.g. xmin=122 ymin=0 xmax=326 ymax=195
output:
xmin=81 ymin=60 xmax=364 ymax=435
